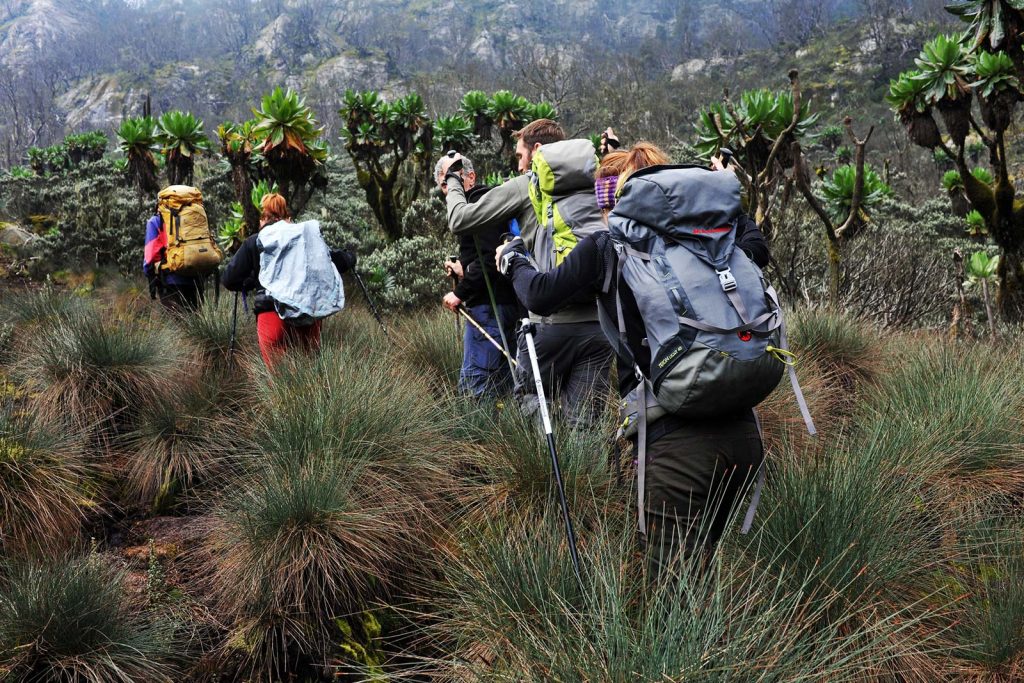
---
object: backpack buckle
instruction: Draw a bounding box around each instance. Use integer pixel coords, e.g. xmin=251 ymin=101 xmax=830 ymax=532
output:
xmin=717 ymin=268 xmax=737 ymax=292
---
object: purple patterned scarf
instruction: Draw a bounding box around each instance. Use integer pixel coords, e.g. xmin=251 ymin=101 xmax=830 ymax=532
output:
xmin=595 ymin=175 xmax=618 ymax=210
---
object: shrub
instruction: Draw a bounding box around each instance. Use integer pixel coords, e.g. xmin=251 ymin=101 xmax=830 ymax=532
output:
xmin=360 ymin=235 xmax=454 ymax=311
xmin=0 ymin=401 xmax=92 ymax=556
xmin=0 ymin=553 xmax=182 ymax=682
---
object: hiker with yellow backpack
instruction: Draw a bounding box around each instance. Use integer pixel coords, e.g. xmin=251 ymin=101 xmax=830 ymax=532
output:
xmin=143 ymin=185 xmax=223 ymax=311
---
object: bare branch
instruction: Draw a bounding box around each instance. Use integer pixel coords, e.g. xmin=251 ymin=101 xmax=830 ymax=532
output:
xmin=835 ymin=118 xmax=875 ymax=239
xmin=757 ymin=69 xmax=802 ymax=186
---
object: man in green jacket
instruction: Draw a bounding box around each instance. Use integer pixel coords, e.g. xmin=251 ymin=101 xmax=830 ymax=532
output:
xmin=440 ymin=119 xmax=612 ymax=428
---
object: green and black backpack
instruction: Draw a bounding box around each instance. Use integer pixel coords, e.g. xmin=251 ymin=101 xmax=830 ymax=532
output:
xmin=528 ymin=138 xmax=606 ymax=272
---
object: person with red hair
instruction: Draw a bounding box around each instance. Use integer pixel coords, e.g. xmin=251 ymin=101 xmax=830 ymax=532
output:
xmin=222 ymin=193 xmax=356 ymax=368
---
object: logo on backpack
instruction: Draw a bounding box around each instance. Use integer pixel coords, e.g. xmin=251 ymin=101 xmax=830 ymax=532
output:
xmin=528 ymin=139 xmax=606 ymax=272
xmin=604 ymin=166 xmax=790 ymax=418
xmin=157 ymin=185 xmax=223 ymax=277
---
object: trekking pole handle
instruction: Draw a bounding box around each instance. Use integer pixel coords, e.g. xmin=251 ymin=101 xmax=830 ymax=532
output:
xmin=521 ymin=318 xmax=553 ymax=437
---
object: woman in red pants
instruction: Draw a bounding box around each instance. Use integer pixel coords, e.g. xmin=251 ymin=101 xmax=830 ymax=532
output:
xmin=222 ymin=193 xmax=356 ymax=369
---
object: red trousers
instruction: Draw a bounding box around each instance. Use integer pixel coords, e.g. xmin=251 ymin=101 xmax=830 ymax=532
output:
xmin=256 ymin=312 xmax=322 ymax=369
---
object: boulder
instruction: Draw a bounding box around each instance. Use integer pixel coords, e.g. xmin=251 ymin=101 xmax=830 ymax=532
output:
xmin=0 ymin=225 xmax=35 ymax=246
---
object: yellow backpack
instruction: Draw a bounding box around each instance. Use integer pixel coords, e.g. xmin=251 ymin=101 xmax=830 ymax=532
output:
xmin=157 ymin=185 xmax=222 ymax=276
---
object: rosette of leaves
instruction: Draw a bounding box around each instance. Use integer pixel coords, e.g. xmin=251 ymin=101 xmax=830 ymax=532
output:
xmin=250 ymin=179 xmax=280 ymax=211
xmin=972 ymin=166 xmax=995 ymax=184
xmin=914 ymin=33 xmax=973 ymax=145
xmin=821 ymin=164 xmax=893 ymax=232
xmin=695 ymin=88 xmax=817 ymax=169
xmin=820 ymin=124 xmax=844 ymax=152
xmin=64 ymin=131 xmax=107 ymax=165
xmin=217 ymin=120 xmax=261 ymax=234
xmin=525 ymin=101 xmax=558 ymax=122
xmin=218 ymin=202 xmax=245 ymax=252
xmin=251 ymin=87 xmax=327 ymax=214
xmin=155 ymin=111 xmax=210 ymax=185
xmin=971 ymin=50 xmax=1021 ymax=130
xmin=386 ymin=93 xmax=432 ymax=157
xmin=116 ymin=116 xmax=159 ymax=192
xmin=460 ymin=90 xmax=493 ymax=139
xmin=947 ymin=0 xmax=1024 ymax=50
xmin=26 ymin=147 xmax=45 ymax=175
xmin=489 ymin=90 xmax=530 ymax=150
xmin=945 ymin=170 xmax=972 ymax=215
xmin=966 ymin=208 xmax=989 ymax=237
xmin=5 ymin=166 xmax=34 ymax=180
xmin=887 ymin=70 xmax=942 ymax=148
xmin=434 ymin=115 xmax=474 ymax=154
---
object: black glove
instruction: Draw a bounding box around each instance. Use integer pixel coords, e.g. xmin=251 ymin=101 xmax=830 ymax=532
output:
xmin=498 ymin=237 xmax=529 ymax=277
xmin=331 ymin=248 xmax=357 ymax=273
xmin=445 ymin=171 xmax=464 ymax=189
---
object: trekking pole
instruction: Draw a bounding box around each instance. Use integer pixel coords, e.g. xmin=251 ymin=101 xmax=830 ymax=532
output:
xmin=228 ymin=291 xmax=239 ymax=359
xmin=474 ymin=236 xmax=516 ymax=377
xmin=447 ymin=256 xmax=460 ymax=338
xmin=352 ymin=270 xmax=389 ymax=339
xmin=521 ymin=318 xmax=583 ymax=582
xmin=457 ymin=305 xmax=518 ymax=367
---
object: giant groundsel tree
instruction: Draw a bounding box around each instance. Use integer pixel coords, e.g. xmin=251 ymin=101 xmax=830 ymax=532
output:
xmin=890 ymin=2 xmax=1024 ymax=320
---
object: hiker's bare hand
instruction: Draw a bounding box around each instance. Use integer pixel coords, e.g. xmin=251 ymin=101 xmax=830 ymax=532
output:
xmin=443 ymin=292 xmax=462 ymax=311
xmin=444 ymin=259 xmax=463 ymax=278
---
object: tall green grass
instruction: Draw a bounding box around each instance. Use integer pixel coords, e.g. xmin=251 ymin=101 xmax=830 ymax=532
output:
xmin=859 ymin=340 xmax=1024 ymax=500
xmin=0 ymin=554 xmax=183 ymax=682
xmin=395 ymin=308 xmax=464 ymax=390
xmin=433 ymin=510 xmax=940 ymax=681
xmin=175 ymin=293 xmax=255 ymax=363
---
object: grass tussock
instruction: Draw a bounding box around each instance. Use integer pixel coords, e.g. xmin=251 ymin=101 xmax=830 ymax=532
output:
xmin=319 ymin=304 xmax=390 ymax=356
xmin=254 ymin=345 xmax=447 ymax=472
xmin=120 ymin=370 xmax=249 ymax=513
xmin=395 ymin=308 xmax=464 ymax=390
xmin=860 ymin=339 xmax=1024 ymax=501
xmin=0 ymin=553 xmax=183 ymax=682
xmin=175 ymin=293 xmax=255 ymax=363
xmin=449 ymin=398 xmax=620 ymax=526
xmin=432 ymin=510 xmax=940 ymax=682
xmin=207 ymin=456 xmax=429 ymax=677
xmin=13 ymin=311 xmax=189 ymax=429
xmin=789 ymin=307 xmax=881 ymax=387
xmin=0 ymin=401 xmax=93 ymax=556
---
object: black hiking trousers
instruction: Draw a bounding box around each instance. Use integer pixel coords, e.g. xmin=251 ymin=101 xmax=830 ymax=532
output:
xmin=641 ymin=412 xmax=764 ymax=580
xmin=514 ymin=320 xmax=614 ymax=430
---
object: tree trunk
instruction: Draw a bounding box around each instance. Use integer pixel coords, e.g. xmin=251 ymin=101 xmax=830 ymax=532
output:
xmin=997 ymin=245 xmax=1024 ymax=322
xmin=230 ymin=162 xmax=258 ymax=237
xmin=981 ymin=279 xmax=996 ymax=339
xmin=826 ymin=238 xmax=841 ymax=308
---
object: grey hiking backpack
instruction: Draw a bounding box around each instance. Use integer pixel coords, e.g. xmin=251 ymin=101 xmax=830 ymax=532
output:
xmin=527 ymin=138 xmax=606 ymax=272
xmin=603 ymin=165 xmax=816 ymax=533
